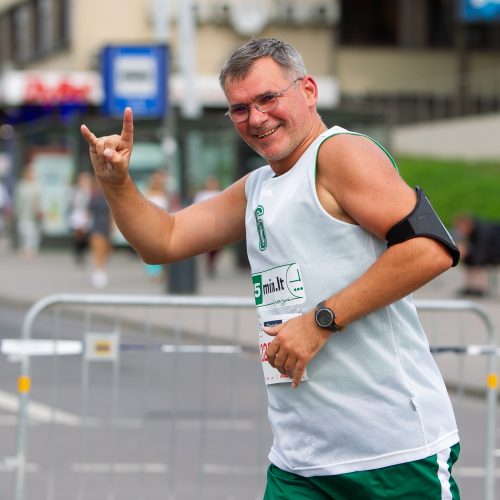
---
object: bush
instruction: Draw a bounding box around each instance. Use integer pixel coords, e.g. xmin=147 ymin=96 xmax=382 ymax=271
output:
xmin=395 ymin=156 xmax=500 ymax=227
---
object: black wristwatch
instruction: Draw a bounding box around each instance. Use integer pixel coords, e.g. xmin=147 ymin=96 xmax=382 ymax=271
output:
xmin=315 ymin=301 xmax=343 ymax=333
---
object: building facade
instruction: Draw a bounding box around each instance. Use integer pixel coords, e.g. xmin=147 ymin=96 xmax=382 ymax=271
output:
xmin=0 ymin=0 xmax=499 ymax=240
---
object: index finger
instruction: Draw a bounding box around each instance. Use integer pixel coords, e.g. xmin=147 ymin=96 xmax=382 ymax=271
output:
xmin=292 ymin=360 xmax=306 ymax=389
xmin=120 ymin=107 xmax=134 ymax=144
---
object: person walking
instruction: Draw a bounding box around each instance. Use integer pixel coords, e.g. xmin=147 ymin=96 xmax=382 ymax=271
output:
xmin=69 ymin=171 xmax=92 ymax=265
xmin=88 ymin=178 xmax=112 ymax=288
xmin=143 ymin=169 xmax=169 ymax=282
xmin=0 ymin=178 xmax=12 ymax=253
xmin=14 ymin=163 xmax=43 ymax=258
xmin=193 ymin=175 xmax=222 ymax=276
xmin=454 ymin=214 xmax=500 ymax=297
xmin=81 ymin=38 xmax=461 ymax=499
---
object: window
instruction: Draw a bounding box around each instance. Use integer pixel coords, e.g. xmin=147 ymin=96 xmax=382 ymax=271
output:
xmin=0 ymin=12 xmax=13 ymax=65
xmin=467 ymin=23 xmax=500 ymax=50
xmin=53 ymin=0 xmax=70 ymax=49
xmin=340 ymin=0 xmax=398 ymax=45
xmin=427 ymin=0 xmax=454 ymax=47
xmin=339 ymin=0 xmax=455 ymax=48
xmin=0 ymin=0 xmax=70 ymax=65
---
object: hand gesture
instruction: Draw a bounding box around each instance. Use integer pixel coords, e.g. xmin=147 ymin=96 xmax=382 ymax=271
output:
xmin=80 ymin=107 xmax=134 ymax=185
xmin=265 ymin=312 xmax=331 ymax=388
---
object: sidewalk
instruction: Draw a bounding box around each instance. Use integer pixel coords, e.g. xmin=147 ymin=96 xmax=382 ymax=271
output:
xmin=0 ymin=246 xmax=253 ymax=308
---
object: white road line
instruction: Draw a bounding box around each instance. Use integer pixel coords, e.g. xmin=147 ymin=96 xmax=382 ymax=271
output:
xmin=455 ymin=466 xmax=500 ymax=478
xmin=71 ymin=463 xmax=264 ymax=475
xmin=0 ymin=397 xmax=257 ymax=431
xmin=0 ymin=457 xmax=38 ymax=473
xmin=202 ymin=463 xmax=265 ymax=475
xmin=0 ymin=390 xmax=81 ymax=426
xmin=71 ymin=463 xmax=168 ymax=474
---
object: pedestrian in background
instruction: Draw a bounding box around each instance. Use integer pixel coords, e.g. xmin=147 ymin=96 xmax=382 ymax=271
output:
xmin=454 ymin=214 xmax=500 ymax=297
xmin=0 ymin=177 xmax=12 ymax=253
xmin=193 ymin=175 xmax=222 ymax=277
xmin=88 ymin=178 xmax=112 ymax=288
xmin=69 ymin=171 xmax=92 ymax=265
xmin=14 ymin=162 xmax=43 ymax=258
xmin=81 ymin=38 xmax=461 ymax=499
xmin=143 ymin=169 xmax=169 ymax=282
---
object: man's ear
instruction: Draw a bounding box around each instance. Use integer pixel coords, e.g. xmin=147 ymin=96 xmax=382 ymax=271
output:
xmin=301 ymin=75 xmax=319 ymax=107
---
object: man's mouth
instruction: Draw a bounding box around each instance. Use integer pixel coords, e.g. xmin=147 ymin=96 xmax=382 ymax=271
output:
xmin=256 ymin=126 xmax=279 ymax=139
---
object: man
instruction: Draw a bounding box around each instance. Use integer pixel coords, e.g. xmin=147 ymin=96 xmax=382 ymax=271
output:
xmin=81 ymin=38 xmax=460 ymax=499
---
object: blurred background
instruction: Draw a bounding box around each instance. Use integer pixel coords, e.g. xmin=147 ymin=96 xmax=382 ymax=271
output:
xmin=0 ymin=0 xmax=499 ymax=260
xmin=0 ymin=3 xmax=499 ymax=499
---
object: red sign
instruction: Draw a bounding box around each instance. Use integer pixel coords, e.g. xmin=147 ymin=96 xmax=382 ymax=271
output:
xmin=1 ymin=71 xmax=103 ymax=105
xmin=24 ymin=75 xmax=93 ymax=104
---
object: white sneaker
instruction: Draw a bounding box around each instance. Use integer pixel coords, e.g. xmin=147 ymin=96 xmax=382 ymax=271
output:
xmin=91 ymin=270 xmax=108 ymax=288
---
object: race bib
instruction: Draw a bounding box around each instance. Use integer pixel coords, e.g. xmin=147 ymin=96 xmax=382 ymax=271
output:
xmin=252 ymin=263 xmax=306 ymax=311
xmin=258 ymin=313 xmax=308 ymax=385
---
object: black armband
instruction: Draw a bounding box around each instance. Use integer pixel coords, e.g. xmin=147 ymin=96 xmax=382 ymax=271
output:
xmin=386 ymin=186 xmax=460 ymax=267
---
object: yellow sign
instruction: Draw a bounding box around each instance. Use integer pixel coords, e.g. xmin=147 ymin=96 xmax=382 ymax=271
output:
xmin=84 ymin=332 xmax=120 ymax=362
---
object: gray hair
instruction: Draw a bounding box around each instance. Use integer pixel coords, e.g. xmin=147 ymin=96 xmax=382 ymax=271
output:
xmin=219 ymin=38 xmax=307 ymax=89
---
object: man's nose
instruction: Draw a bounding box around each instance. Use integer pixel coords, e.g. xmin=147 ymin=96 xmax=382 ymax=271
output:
xmin=247 ymin=105 xmax=268 ymax=126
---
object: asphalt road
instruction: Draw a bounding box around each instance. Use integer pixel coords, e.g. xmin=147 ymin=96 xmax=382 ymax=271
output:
xmin=0 ymin=302 xmax=498 ymax=500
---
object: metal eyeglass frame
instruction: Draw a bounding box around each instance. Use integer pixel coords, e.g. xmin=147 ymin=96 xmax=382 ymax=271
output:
xmin=224 ymin=77 xmax=304 ymax=123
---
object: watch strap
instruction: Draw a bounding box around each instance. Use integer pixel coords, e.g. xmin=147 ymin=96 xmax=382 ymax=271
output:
xmin=315 ymin=301 xmax=344 ymax=332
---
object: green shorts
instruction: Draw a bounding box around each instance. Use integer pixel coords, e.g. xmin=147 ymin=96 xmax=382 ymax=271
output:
xmin=264 ymin=443 xmax=460 ymax=500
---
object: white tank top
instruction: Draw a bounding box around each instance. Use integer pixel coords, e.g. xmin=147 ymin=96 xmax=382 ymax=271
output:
xmin=245 ymin=126 xmax=458 ymax=476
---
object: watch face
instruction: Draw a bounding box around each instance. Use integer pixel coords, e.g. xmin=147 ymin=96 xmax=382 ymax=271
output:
xmin=316 ymin=308 xmax=333 ymax=328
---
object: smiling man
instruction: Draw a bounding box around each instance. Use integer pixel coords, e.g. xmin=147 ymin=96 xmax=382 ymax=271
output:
xmin=81 ymin=38 xmax=461 ymax=499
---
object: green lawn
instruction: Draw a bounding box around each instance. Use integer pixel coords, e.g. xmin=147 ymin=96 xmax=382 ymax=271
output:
xmin=394 ymin=156 xmax=500 ymax=227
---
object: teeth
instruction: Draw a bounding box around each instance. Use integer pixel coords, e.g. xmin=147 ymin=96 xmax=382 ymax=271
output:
xmin=258 ymin=127 xmax=278 ymax=139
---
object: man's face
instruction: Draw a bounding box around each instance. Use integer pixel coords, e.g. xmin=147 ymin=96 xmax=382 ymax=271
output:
xmin=224 ymin=57 xmax=315 ymax=166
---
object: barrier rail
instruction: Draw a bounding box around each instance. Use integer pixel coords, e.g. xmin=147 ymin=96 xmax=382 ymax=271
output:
xmin=6 ymin=295 xmax=498 ymax=500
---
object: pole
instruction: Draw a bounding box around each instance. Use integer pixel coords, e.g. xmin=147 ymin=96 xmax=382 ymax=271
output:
xmin=178 ymin=0 xmax=201 ymax=119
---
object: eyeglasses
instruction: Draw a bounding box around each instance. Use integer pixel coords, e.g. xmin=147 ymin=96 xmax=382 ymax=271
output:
xmin=225 ymin=77 xmax=304 ymax=123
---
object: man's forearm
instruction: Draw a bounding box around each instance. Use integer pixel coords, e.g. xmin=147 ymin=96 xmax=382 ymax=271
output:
xmin=324 ymin=238 xmax=453 ymax=328
xmin=99 ymin=175 xmax=174 ymax=263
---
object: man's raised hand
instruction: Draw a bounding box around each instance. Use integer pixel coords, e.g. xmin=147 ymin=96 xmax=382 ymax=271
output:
xmin=80 ymin=107 xmax=134 ymax=185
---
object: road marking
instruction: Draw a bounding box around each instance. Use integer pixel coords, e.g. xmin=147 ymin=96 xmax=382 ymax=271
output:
xmin=203 ymin=463 xmax=265 ymax=475
xmin=0 ymin=397 xmax=257 ymax=431
xmin=71 ymin=463 xmax=167 ymax=474
xmin=455 ymin=466 xmax=500 ymax=478
xmin=0 ymin=390 xmax=81 ymax=426
xmin=176 ymin=419 xmax=256 ymax=431
xmin=71 ymin=463 xmax=264 ymax=475
xmin=0 ymin=457 xmax=38 ymax=473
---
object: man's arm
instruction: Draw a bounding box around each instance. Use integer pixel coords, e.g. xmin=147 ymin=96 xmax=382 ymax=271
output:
xmin=266 ymin=134 xmax=453 ymax=387
xmin=80 ymin=108 xmax=247 ymax=263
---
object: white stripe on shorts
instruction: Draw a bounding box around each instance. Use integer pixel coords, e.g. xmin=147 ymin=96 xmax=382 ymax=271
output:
xmin=437 ymin=447 xmax=452 ymax=500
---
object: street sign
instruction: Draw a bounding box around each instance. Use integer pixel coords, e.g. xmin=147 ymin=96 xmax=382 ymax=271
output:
xmin=460 ymin=0 xmax=500 ymax=21
xmin=102 ymin=45 xmax=168 ymax=118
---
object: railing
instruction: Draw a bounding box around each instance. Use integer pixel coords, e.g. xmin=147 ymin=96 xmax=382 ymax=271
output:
xmin=4 ymin=294 xmax=498 ymax=500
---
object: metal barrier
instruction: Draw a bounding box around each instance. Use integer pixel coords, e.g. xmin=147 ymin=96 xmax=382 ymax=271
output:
xmin=5 ymin=295 xmax=498 ymax=500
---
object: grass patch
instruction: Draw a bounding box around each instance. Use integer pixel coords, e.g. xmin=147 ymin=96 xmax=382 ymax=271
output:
xmin=394 ymin=156 xmax=500 ymax=227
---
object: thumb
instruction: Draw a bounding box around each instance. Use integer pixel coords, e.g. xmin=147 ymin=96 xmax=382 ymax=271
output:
xmin=103 ymin=148 xmax=123 ymax=169
xmin=263 ymin=325 xmax=280 ymax=336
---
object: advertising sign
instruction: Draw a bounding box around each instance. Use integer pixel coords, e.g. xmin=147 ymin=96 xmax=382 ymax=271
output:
xmin=32 ymin=152 xmax=74 ymax=236
xmin=102 ymin=45 xmax=168 ymax=118
xmin=461 ymin=0 xmax=500 ymax=21
xmin=0 ymin=71 xmax=102 ymax=106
